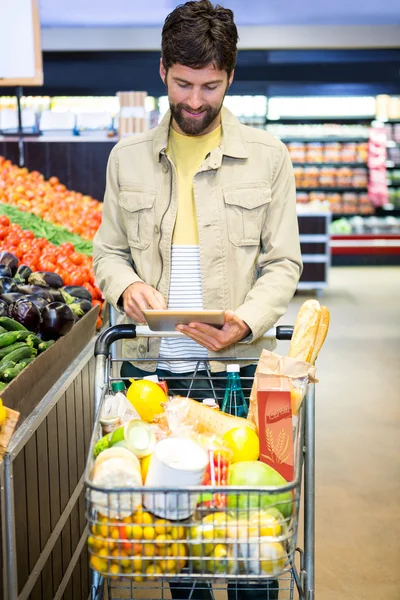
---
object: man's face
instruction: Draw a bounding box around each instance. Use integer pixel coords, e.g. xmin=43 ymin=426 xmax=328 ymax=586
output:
xmin=160 ymin=62 xmax=233 ymax=136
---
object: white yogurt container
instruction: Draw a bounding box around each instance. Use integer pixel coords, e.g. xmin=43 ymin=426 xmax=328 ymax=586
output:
xmin=143 ymin=437 xmax=208 ymax=520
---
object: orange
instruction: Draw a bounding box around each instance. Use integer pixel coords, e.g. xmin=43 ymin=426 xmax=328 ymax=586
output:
xmin=126 ymin=380 xmax=166 ymax=422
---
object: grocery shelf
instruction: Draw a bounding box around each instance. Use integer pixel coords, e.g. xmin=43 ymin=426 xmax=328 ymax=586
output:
xmin=279 ymin=137 xmax=369 ymax=144
xmin=331 ymin=235 xmax=400 ymax=256
xmin=266 ymin=117 xmax=372 ymax=125
xmin=292 ymin=162 xmax=368 ymax=168
xmin=297 ymin=187 xmax=368 ymax=193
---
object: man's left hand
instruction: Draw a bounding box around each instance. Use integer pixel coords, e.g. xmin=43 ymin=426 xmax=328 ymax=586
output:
xmin=176 ymin=310 xmax=251 ymax=351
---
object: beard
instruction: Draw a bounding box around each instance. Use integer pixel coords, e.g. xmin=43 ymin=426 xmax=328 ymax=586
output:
xmin=169 ymin=100 xmax=223 ymax=136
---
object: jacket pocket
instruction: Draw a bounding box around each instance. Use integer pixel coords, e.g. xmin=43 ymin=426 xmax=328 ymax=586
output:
xmin=118 ymin=189 xmax=156 ymax=250
xmin=223 ymin=184 xmax=271 ymax=246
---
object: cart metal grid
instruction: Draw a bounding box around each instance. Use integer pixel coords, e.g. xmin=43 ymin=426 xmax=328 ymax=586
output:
xmin=85 ymin=324 xmax=315 ymax=600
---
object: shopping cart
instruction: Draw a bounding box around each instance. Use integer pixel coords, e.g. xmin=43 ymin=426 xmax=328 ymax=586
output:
xmin=85 ymin=324 xmax=315 ymax=600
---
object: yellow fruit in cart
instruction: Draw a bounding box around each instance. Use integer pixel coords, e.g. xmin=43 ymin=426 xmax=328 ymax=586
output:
xmin=129 ymin=525 xmax=143 ymax=540
xmin=141 ymin=454 xmax=152 ymax=483
xmin=111 ymin=527 xmax=120 ymax=540
xmin=170 ymin=525 xmax=185 ymax=541
xmin=146 ymin=564 xmax=162 ymax=579
xmin=144 ymin=543 xmax=156 ymax=558
xmin=109 ymin=563 xmax=120 ymax=579
xmin=90 ymin=555 xmax=108 ymax=574
xmin=170 ymin=543 xmax=188 ymax=569
xmin=222 ymin=427 xmax=260 ymax=463
xmin=87 ymin=536 xmax=103 ymax=552
xmin=133 ymin=556 xmax=143 ymax=572
xmin=259 ymin=542 xmax=287 ymax=575
xmin=133 ymin=572 xmax=144 ymax=582
xmin=143 ymin=526 xmax=156 ymax=541
xmin=154 ymin=518 xmax=172 ymax=535
xmin=160 ymin=558 xmax=177 ymax=573
xmin=155 ymin=533 xmax=173 ymax=547
xmin=126 ymin=379 xmax=166 ymax=422
xmin=249 ymin=513 xmax=281 ymax=538
xmin=133 ymin=509 xmax=153 ymax=525
xmin=122 ymin=514 xmax=134 ymax=524
xmin=0 ymin=399 xmax=7 ymax=427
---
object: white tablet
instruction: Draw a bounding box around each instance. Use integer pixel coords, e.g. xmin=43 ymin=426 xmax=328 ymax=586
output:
xmin=143 ymin=310 xmax=225 ymax=332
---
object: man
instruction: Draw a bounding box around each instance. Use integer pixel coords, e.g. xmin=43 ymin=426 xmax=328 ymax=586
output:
xmin=93 ymin=1 xmax=301 ymax=597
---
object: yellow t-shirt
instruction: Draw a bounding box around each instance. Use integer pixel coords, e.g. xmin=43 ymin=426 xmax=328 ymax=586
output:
xmin=167 ymin=125 xmax=222 ymax=244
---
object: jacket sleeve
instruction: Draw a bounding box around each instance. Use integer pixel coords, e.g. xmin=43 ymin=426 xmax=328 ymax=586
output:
xmin=235 ymin=143 xmax=302 ymax=341
xmin=93 ymin=146 xmax=143 ymax=311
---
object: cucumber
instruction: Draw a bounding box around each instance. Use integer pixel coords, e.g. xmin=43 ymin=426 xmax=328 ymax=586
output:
xmin=0 ymin=360 xmax=16 ymax=378
xmin=38 ymin=340 xmax=55 ymax=353
xmin=2 ymin=362 xmax=28 ymax=382
xmin=0 ymin=317 xmax=27 ymax=332
xmin=0 ymin=326 xmax=8 ymax=335
xmin=0 ymin=342 xmax=27 ymax=361
xmin=0 ymin=330 xmax=32 ymax=348
xmin=0 ymin=345 xmax=37 ymax=365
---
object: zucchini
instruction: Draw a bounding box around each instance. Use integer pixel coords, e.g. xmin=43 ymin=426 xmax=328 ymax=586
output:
xmin=0 ymin=360 xmax=16 ymax=378
xmin=2 ymin=362 xmax=28 ymax=382
xmin=0 ymin=345 xmax=37 ymax=365
xmin=0 ymin=342 xmax=27 ymax=361
xmin=26 ymin=334 xmax=42 ymax=348
xmin=38 ymin=340 xmax=55 ymax=353
xmin=0 ymin=330 xmax=32 ymax=348
xmin=18 ymin=357 xmax=36 ymax=368
xmin=0 ymin=382 xmax=7 ymax=392
xmin=0 ymin=326 xmax=8 ymax=335
xmin=0 ymin=317 xmax=27 ymax=332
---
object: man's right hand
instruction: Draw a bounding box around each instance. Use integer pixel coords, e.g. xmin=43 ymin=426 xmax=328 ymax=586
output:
xmin=122 ymin=282 xmax=166 ymax=323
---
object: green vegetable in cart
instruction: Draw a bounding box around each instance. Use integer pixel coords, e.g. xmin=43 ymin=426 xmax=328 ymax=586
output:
xmin=0 ymin=360 xmax=16 ymax=378
xmin=0 ymin=330 xmax=32 ymax=348
xmin=0 ymin=342 xmax=28 ymax=361
xmin=93 ymin=420 xmax=156 ymax=459
xmin=0 ymin=345 xmax=37 ymax=366
xmin=2 ymin=362 xmax=29 ymax=382
xmin=228 ymin=461 xmax=293 ymax=518
xmin=38 ymin=340 xmax=56 ymax=353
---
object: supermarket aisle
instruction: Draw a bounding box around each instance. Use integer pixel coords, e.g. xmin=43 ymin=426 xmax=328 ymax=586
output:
xmin=279 ymin=267 xmax=400 ymax=600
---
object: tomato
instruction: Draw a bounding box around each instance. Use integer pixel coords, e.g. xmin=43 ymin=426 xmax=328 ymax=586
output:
xmin=69 ymin=252 xmax=84 ymax=266
xmin=6 ymin=234 xmax=20 ymax=247
xmin=0 ymin=228 xmax=8 ymax=241
xmin=82 ymin=282 xmax=95 ymax=298
xmin=96 ymin=316 xmax=103 ymax=330
xmin=68 ymin=270 xmax=85 ymax=286
xmin=58 ymin=242 xmax=75 ymax=255
xmin=0 ymin=216 xmax=10 ymax=227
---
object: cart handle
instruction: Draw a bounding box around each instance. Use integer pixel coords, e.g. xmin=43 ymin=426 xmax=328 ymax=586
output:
xmin=94 ymin=324 xmax=293 ymax=356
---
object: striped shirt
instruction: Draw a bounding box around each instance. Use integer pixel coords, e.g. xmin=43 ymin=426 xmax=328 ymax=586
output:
xmin=158 ymin=245 xmax=208 ymax=372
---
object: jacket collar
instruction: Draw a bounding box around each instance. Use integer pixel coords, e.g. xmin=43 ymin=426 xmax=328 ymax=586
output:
xmin=153 ymin=106 xmax=248 ymax=163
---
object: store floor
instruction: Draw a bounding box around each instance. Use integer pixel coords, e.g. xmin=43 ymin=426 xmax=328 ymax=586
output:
xmin=279 ymin=267 xmax=400 ymax=600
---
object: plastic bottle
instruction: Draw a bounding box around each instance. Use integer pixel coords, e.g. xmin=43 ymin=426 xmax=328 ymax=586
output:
xmin=111 ymin=380 xmax=126 ymax=393
xmin=221 ymin=364 xmax=249 ymax=418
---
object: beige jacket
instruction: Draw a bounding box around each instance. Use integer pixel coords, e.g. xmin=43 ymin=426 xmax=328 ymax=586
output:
xmin=93 ymin=107 xmax=302 ymax=371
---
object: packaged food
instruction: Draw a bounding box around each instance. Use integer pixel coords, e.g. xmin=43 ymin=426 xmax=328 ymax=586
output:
xmin=197 ymin=436 xmax=232 ymax=509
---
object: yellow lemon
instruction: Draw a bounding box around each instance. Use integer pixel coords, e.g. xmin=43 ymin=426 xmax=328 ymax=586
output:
xmin=0 ymin=403 xmax=7 ymax=427
xmin=126 ymin=379 xmax=166 ymax=422
xmin=133 ymin=572 xmax=144 ymax=582
xmin=259 ymin=542 xmax=287 ymax=576
xmin=141 ymin=454 xmax=153 ymax=483
xmin=130 ymin=525 xmax=143 ymax=540
xmin=170 ymin=543 xmax=188 ymax=569
xmin=170 ymin=525 xmax=185 ymax=541
xmin=89 ymin=555 xmax=108 ymax=574
xmin=133 ymin=509 xmax=153 ymax=525
xmin=146 ymin=564 xmax=162 ymax=580
xmin=109 ymin=563 xmax=120 ymax=579
xmin=160 ymin=558 xmax=176 ymax=573
xmin=222 ymin=427 xmax=260 ymax=463
xmin=155 ymin=533 xmax=173 ymax=548
xmin=143 ymin=544 xmax=156 ymax=558
xmin=249 ymin=513 xmax=281 ymax=538
xmin=143 ymin=526 xmax=156 ymax=541
xmin=154 ymin=518 xmax=172 ymax=535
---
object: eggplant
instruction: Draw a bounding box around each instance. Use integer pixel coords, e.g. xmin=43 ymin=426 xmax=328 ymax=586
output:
xmin=47 ymin=288 xmax=64 ymax=303
xmin=1 ymin=293 xmax=24 ymax=305
xmin=62 ymin=285 xmax=92 ymax=302
xmin=0 ymin=251 xmax=18 ymax=276
xmin=0 ymin=277 xmax=19 ymax=293
xmin=0 ymin=265 xmax=12 ymax=278
xmin=28 ymin=271 xmax=64 ymax=289
xmin=40 ymin=302 xmax=74 ymax=339
xmin=69 ymin=298 xmax=92 ymax=318
xmin=17 ymin=285 xmax=54 ymax=302
xmin=0 ymin=299 xmax=8 ymax=317
xmin=16 ymin=294 xmax=50 ymax=311
xmin=9 ymin=300 xmax=41 ymax=332
xmin=14 ymin=264 xmax=32 ymax=284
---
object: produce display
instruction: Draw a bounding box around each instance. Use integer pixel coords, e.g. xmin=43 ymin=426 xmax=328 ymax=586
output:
xmin=0 ymin=247 xmax=102 ymax=390
xmin=0 ymin=156 xmax=102 ymax=240
xmin=294 ymin=165 xmax=368 ymax=189
xmin=287 ymin=141 xmax=368 ymax=164
xmin=87 ymin=300 xmax=330 ymax=581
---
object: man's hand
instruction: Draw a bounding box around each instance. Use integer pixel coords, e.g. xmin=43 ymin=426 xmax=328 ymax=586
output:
xmin=176 ymin=310 xmax=251 ymax=351
xmin=122 ymin=282 xmax=166 ymax=323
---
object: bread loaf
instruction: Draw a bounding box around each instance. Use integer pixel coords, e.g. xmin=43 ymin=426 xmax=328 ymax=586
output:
xmin=310 ymin=305 xmax=330 ymax=364
xmin=288 ymin=300 xmax=321 ymax=363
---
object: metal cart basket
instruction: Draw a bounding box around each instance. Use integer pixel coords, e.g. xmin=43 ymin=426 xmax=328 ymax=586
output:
xmin=85 ymin=324 xmax=315 ymax=600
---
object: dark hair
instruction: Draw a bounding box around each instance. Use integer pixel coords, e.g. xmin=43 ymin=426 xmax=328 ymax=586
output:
xmin=162 ymin=0 xmax=238 ymax=75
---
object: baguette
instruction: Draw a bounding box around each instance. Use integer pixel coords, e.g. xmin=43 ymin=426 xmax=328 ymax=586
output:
xmin=310 ymin=305 xmax=330 ymax=365
xmin=166 ymin=396 xmax=257 ymax=437
xmin=288 ymin=299 xmax=321 ymax=363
